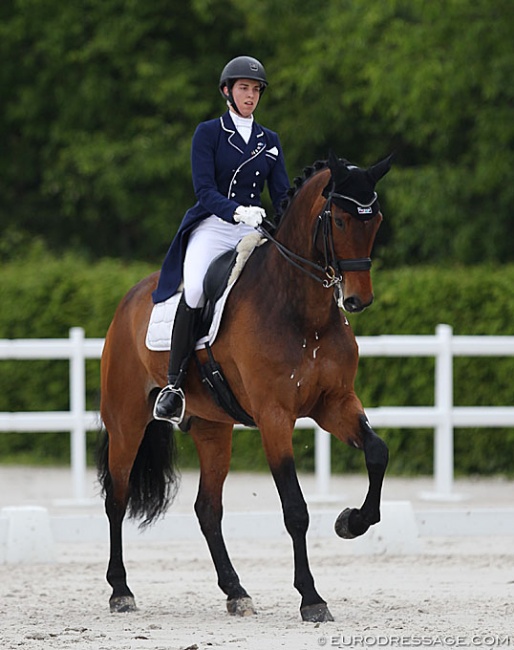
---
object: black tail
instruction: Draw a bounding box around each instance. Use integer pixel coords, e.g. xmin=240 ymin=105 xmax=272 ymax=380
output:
xmin=97 ymin=419 xmax=180 ymax=528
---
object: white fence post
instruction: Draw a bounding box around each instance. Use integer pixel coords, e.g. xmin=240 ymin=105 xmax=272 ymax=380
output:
xmin=69 ymin=327 xmax=87 ymax=501
xmin=425 ymin=324 xmax=458 ymax=500
xmin=314 ymin=425 xmax=331 ymax=500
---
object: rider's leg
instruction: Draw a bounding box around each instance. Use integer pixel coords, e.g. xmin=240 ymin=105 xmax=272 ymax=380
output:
xmin=153 ymin=216 xmax=255 ymax=424
xmin=153 ymin=294 xmax=202 ymax=423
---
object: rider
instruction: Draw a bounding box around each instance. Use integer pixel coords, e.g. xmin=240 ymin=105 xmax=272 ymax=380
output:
xmin=152 ymin=55 xmax=290 ymax=424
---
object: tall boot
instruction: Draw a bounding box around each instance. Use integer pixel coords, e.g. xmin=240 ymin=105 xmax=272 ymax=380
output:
xmin=153 ymin=295 xmax=202 ymax=424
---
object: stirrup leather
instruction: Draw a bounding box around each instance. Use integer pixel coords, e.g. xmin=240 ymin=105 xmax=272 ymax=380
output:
xmin=153 ymin=385 xmax=186 ymax=425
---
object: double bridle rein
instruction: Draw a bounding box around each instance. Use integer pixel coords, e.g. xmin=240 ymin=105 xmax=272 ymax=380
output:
xmin=260 ymin=191 xmax=373 ymax=290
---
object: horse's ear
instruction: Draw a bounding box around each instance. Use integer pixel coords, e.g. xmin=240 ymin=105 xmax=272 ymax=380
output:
xmin=324 ymin=151 xmax=349 ymax=197
xmin=327 ymin=151 xmax=351 ymax=184
xmin=367 ymin=153 xmax=394 ymax=184
xmin=327 ymin=150 xmax=339 ymax=173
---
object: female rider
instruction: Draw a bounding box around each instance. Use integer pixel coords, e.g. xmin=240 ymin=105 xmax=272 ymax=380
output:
xmin=153 ymin=55 xmax=290 ymax=424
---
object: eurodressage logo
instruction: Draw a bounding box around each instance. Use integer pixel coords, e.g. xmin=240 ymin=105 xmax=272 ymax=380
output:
xmin=317 ymin=634 xmax=512 ymax=647
xmin=358 ymin=206 xmax=373 ymax=215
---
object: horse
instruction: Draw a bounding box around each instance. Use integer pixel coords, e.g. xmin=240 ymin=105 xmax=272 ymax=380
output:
xmin=98 ymin=151 xmax=392 ymax=623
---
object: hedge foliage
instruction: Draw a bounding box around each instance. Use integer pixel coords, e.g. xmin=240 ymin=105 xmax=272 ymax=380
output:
xmin=1 ymin=248 xmax=513 ymax=475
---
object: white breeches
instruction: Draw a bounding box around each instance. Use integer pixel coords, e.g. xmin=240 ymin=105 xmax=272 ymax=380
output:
xmin=182 ymin=215 xmax=255 ymax=308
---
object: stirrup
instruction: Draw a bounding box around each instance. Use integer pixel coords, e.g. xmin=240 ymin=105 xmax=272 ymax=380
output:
xmin=153 ymin=385 xmax=186 ymax=425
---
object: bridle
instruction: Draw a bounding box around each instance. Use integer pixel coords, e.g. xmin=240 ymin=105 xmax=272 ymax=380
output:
xmin=260 ymin=190 xmax=374 ymax=290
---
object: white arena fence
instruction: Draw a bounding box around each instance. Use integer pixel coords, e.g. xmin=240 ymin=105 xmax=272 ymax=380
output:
xmin=0 ymin=324 xmax=513 ymax=502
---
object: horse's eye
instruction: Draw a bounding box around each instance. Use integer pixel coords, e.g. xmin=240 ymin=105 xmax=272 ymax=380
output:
xmin=334 ymin=217 xmax=344 ymax=229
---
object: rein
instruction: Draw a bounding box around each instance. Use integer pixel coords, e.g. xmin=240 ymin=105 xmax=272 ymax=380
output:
xmin=261 ymin=192 xmax=372 ymax=289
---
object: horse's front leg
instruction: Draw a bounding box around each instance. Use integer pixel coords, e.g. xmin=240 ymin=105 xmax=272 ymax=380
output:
xmin=190 ymin=420 xmax=255 ymax=617
xmin=262 ymin=427 xmax=334 ymax=623
xmin=334 ymin=414 xmax=389 ymax=539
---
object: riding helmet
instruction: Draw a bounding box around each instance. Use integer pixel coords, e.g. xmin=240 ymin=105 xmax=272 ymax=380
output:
xmin=219 ymin=56 xmax=268 ymax=97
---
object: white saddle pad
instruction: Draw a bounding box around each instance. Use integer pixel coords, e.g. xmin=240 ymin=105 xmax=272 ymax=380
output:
xmin=146 ymin=232 xmax=265 ymax=351
xmin=145 ymin=284 xmax=234 ymax=351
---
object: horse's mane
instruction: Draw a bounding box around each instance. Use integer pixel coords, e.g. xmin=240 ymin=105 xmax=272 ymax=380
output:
xmin=278 ymin=159 xmax=328 ymax=223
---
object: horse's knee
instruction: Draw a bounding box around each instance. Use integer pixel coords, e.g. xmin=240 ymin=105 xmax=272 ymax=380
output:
xmin=283 ymin=500 xmax=310 ymax=537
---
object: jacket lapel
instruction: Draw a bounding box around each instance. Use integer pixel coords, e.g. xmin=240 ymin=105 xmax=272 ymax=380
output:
xmin=220 ymin=113 xmax=246 ymax=154
xmin=220 ymin=112 xmax=267 ymax=161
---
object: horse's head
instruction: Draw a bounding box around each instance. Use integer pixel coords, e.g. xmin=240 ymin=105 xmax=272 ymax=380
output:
xmin=318 ymin=152 xmax=393 ymax=313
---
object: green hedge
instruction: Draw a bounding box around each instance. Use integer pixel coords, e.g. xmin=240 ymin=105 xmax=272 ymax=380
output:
xmin=1 ymin=249 xmax=513 ymax=475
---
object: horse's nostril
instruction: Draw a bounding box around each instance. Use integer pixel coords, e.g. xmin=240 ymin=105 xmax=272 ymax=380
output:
xmin=343 ymin=296 xmax=362 ymax=313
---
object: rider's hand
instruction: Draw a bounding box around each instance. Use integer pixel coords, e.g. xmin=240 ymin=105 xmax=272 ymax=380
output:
xmin=233 ymin=206 xmax=266 ymax=228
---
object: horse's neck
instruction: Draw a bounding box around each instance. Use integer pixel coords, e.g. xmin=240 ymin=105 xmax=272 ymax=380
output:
xmin=262 ymin=176 xmax=336 ymax=330
xmin=276 ymin=174 xmax=327 ymax=260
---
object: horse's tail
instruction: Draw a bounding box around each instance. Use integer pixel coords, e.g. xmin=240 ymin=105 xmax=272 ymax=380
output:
xmin=97 ymin=419 xmax=180 ymax=529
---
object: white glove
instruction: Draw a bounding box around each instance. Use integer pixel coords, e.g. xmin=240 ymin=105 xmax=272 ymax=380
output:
xmin=233 ymin=206 xmax=266 ymax=228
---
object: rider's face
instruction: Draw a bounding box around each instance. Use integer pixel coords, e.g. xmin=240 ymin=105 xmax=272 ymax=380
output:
xmin=226 ymin=79 xmax=261 ymax=117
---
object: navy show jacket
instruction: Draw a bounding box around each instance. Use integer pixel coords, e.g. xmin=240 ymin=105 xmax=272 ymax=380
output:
xmin=152 ymin=111 xmax=290 ymax=303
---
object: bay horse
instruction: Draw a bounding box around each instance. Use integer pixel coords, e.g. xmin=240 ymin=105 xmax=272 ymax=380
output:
xmin=98 ymin=152 xmax=392 ymax=622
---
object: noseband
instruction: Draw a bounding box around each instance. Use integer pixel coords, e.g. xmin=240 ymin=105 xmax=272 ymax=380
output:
xmin=262 ymin=190 xmax=373 ymax=289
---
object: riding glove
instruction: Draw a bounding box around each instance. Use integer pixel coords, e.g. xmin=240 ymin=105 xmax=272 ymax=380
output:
xmin=233 ymin=206 xmax=266 ymax=228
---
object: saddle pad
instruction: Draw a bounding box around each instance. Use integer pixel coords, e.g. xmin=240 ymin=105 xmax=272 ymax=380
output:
xmin=145 ymin=284 xmax=234 ymax=352
xmin=145 ymin=231 xmax=265 ymax=352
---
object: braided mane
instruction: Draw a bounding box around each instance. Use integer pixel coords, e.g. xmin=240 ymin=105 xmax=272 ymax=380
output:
xmin=279 ymin=159 xmax=327 ymax=218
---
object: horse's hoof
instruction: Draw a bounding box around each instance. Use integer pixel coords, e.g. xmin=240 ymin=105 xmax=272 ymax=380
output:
xmin=110 ymin=596 xmax=137 ymax=613
xmin=301 ymin=603 xmax=334 ymax=622
xmin=334 ymin=507 xmax=357 ymax=539
xmin=227 ymin=596 xmax=256 ymax=617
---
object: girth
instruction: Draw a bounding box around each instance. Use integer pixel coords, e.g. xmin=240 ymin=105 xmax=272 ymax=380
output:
xmin=196 ymin=344 xmax=256 ymax=428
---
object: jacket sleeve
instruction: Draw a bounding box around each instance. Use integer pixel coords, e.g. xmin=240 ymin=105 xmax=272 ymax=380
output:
xmin=191 ymin=121 xmax=240 ymax=223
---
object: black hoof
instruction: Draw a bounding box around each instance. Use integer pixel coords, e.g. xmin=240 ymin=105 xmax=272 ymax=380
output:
xmin=335 ymin=507 xmax=372 ymax=538
xmin=227 ymin=596 xmax=256 ymax=617
xmin=301 ymin=603 xmax=334 ymax=622
xmin=334 ymin=508 xmax=357 ymax=539
xmin=110 ymin=595 xmax=137 ymax=613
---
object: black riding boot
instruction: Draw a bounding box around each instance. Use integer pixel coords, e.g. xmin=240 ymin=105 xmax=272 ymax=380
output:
xmin=153 ymin=295 xmax=202 ymax=424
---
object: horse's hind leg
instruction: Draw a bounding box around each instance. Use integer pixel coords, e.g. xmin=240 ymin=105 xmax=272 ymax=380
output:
xmin=190 ymin=419 xmax=255 ymax=617
xmin=98 ymin=431 xmax=141 ymax=612
xmin=335 ymin=414 xmax=389 ymax=539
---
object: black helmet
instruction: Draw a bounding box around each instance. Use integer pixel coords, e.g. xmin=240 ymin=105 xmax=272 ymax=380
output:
xmin=219 ymin=56 xmax=268 ymax=99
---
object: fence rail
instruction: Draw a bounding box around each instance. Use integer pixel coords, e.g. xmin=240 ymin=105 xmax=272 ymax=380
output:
xmin=1 ymin=325 xmax=513 ymax=501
